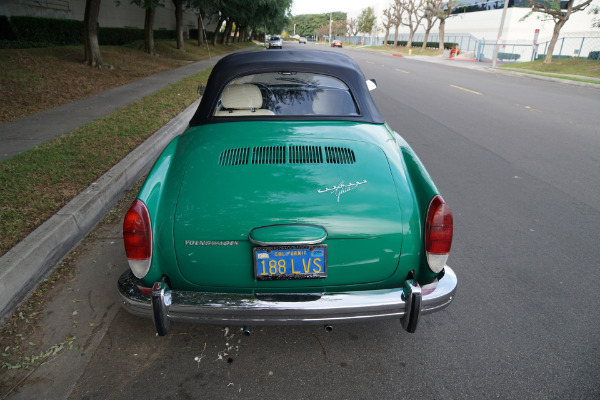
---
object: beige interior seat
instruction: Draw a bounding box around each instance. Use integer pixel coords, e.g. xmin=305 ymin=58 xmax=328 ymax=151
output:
xmin=215 ymin=84 xmax=275 ymax=116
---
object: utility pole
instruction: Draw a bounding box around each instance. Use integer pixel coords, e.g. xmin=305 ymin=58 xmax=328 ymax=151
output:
xmin=329 ymin=12 xmax=332 ymax=44
xmin=492 ymin=0 xmax=510 ymax=67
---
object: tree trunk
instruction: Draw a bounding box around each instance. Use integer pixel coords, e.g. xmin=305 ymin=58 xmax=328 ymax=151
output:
xmin=422 ymin=28 xmax=431 ymax=49
xmin=544 ymin=19 xmax=566 ymax=64
xmin=83 ymin=0 xmax=102 ymax=68
xmin=393 ymin=24 xmax=399 ymax=46
xmin=212 ymin=16 xmax=224 ymax=46
xmin=232 ymin=25 xmax=239 ymax=44
xmin=439 ymin=18 xmax=445 ymax=50
xmin=407 ymin=28 xmax=416 ymax=48
xmin=197 ymin=10 xmax=205 ymax=47
xmin=384 ymin=27 xmax=390 ymax=45
xmin=144 ymin=7 xmax=155 ymax=55
xmin=173 ymin=0 xmax=184 ymax=51
xmin=221 ymin=19 xmax=232 ymax=45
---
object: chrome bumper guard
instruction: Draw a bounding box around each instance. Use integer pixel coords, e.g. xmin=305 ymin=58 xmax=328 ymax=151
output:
xmin=118 ymin=267 xmax=457 ymax=335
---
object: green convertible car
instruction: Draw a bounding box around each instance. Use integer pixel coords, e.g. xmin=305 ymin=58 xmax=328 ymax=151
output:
xmin=118 ymin=50 xmax=457 ymax=336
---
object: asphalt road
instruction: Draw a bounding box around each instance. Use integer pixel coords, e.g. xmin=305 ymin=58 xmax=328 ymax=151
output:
xmin=3 ymin=42 xmax=599 ymax=399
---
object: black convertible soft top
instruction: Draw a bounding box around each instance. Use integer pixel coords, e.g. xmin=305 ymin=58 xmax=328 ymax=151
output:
xmin=189 ymin=50 xmax=385 ymax=126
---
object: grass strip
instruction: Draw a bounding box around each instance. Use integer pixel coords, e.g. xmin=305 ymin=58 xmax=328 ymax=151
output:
xmin=497 ymin=68 xmax=600 ymax=85
xmin=0 ymin=67 xmax=212 ymax=256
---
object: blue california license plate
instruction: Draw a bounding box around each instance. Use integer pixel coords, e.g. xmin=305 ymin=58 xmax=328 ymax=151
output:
xmin=253 ymin=245 xmax=327 ymax=280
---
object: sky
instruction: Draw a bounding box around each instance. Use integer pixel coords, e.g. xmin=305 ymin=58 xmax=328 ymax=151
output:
xmin=291 ymin=0 xmax=369 ymax=16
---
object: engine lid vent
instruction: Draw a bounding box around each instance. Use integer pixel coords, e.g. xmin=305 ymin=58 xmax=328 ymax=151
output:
xmin=252 ymin=146 xmax=286 ymax=164
xmin=289 ymin=145 xmax=323 ymax=164
xmin=220 ymin=146 xmax=356 ymax=165
xmin=219 ymin=147 xmax=250 ymax=166
xmin=325 ymin=147 xmax=356 ymax=164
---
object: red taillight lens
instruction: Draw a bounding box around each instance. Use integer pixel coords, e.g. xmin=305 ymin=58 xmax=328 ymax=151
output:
xmin=123 ymin=200 xmax=152 ymax=278
xmin=425 ymin=195 xmax=453 ymax=273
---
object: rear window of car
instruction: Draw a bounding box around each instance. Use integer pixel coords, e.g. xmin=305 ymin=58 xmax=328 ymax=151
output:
xmin=213 ymin=72 xmax=359 ymax=117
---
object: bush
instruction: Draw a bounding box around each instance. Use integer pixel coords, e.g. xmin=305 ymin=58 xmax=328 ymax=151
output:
xmin=386 ymin=40 xmax=458 ymax=50
xmin=588 ymin=51 xmax=600 ymax=60
xmin=10 ymin=16 xmax=83 ymax=45
xmin=1 ymin=15 xmax=178 ymax=48
xmin=0 ymin=15 xmax=16 ymax=40
xmin=189 ymin=30 xmax=215 ymax=42
xmin=0 ymin=39 xmax=54 ymax=49
xmin=98 ymin=27 xmax=143 ymax=45
xmin=497 ymin=52 xmax=521 ymax=61
xmin=154 ymin=29 xmax=177 ymax=40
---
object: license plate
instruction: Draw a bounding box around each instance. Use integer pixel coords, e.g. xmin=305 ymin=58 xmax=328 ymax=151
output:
xmin=253 ymin=245 xmax=327 ymax=280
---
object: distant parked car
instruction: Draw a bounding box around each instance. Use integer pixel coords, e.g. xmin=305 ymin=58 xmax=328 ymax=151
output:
xmin=118 ymin=50 xmax=457 ymax=336
xmin=268 ymin=35 xmax=283 ymax=49
xmin=299 ymin=37 xmax=307 ymax=44
xmin=331 ymin=40 xmax=342 ymax=48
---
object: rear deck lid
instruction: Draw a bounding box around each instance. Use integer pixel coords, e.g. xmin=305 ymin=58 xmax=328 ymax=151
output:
xmin=173 ymin=138 xmax=404 ymax=288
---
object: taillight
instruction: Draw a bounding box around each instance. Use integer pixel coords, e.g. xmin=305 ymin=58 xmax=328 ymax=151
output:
xmin=123 ymin=199 xmax=152 ymax=279
xmin=425 ymin=195 xmax=453 ymax=273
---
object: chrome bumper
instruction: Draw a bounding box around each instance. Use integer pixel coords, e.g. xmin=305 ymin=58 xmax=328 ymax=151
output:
xmin=117 ymin=267 xmax=457 ymax=334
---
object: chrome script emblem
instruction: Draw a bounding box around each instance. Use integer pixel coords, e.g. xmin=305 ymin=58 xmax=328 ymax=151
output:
xmin=317 ymin=180 xmax=367 ymax=202
xmin=185 ymin=240 xmax=239 ymax=246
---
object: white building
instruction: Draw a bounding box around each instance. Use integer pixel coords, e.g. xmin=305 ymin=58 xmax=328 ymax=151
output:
xmin=0 ymin=0 xmax=215 ymax=36
xmin=346 ymin=0 xmax=600 ymax=59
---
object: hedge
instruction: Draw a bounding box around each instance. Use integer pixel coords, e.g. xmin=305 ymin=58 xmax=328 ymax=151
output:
xmin=10 ymin=15 xmax=82 ymax=45
xmin=0 ymin=15 xmax=16 ymax=40
xmin=536 ymin=54 xmax=574 ymax=60
xmin=98 ymin=27 xmax=176 ymax=46
xmin=0 ymin=15 xmax=178 ymax=48
xmin=497 ymin=52 xmax=521 ymax=61
xmin=189 ymin=29 xmax=215 ymax=42
xmin=386 ymin=40 xmax=458 ymax=50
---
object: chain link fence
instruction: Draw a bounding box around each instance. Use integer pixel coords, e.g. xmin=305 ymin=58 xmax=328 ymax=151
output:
xmin=357 ymin=32 xmax=600 ymax=63
xmin=476 ymin=34 xmax=600 ymax=62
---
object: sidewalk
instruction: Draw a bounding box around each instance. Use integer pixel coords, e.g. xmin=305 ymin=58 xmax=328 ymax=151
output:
xmin=0 ymin=52 xmax=231 ymax=323
xmin=0 ymin=54 xmax=224 ymax=163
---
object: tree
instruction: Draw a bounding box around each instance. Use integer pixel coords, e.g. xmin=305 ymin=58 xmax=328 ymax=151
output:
xmin=437 ymin=0 xmax=461 ymax=51
xmin=357 ymin=7 xmax=376 ymax=45
xmin=422 ymin=0 xmax=441 ymax=49
xmin=197 ymin=9 xmax=206 ymax=46
xmin=392 ymin=0 xmax=405 ymax=46
xmin=381 ymin=7 xmax=395 ymax=45
xmin=332 ymin=19 xmax=347 ymax=41
xmin=346 ymin=18 xmax=358 ymax=43
xmin=402 ymin=0 xmax=426 ymax=48
xmin=522 ymin=0 xmax=593 ymax=63
xmin=212 ymin=14 xmax=225 ymax=45
xmin=127 ymin=0 xmax=162 ymax=55
xmin=591 ymin=5 xmax=600 ymax=28
xmin=84 ymin=0 xmax=103 ymax=68
xmin=173 ymin=0 xmax=185 ymax=50
xmin=186 ymin=0 xmax=215 ymax=47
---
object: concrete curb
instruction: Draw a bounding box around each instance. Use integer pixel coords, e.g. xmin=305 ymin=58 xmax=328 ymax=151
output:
xmin=0 ymin=99 xmax=200 ymax=323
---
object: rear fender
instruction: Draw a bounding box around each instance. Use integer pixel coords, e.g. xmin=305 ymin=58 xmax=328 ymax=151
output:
xmin=135 ymin=135 xmax=182 ymax=285
xmin=393 ymin=133 xmax=441 ymax=284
